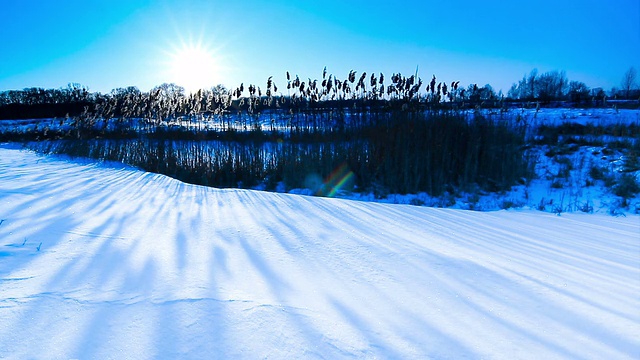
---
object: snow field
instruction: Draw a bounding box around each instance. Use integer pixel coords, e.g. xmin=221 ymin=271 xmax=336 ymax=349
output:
xmin=0 ymin=145 xmax=638 ymax=359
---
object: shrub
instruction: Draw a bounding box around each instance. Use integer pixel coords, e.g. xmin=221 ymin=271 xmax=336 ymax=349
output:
xmin=589 ymin=165 xmax=607 ymax=181
xmin=613 ymin=174 xmax=640 ymax=199
xmin=622 ymin=150 xmax=640 ymax=172
xmin=500 ymin=199 xmax=523 ymax=210
xmin=578 ymin=201 xmax=593 ymax=213
xmin=551 ymin=179 xmax=565 ymax=189
xmin=409 ymin=198 xmax=425 ymax=206
xmin=537 ymin=198 xmax=548 ymax=211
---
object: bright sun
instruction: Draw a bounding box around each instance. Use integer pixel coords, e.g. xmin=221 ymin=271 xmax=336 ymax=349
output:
xmin=167 ymin=44 xmax=220 ymax=93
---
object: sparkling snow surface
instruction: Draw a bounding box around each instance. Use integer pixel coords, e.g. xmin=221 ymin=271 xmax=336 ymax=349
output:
xmin=0 ymin=146 xmax=638 ymax=359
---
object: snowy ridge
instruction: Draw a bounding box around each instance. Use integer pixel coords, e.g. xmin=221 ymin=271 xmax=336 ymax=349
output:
xmin=0 ymin=146 xmax=638 ymax=359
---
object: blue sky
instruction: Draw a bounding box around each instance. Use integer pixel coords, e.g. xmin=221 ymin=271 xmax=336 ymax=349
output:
xmin=1 ymin=0 xmax=638 ymax=94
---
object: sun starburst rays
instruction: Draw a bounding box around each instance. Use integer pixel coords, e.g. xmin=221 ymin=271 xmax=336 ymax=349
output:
xmin=158 ymin=30 xmax=229 ymax=93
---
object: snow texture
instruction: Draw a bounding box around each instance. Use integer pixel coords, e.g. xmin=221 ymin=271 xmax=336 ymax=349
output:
xmin=0 ymin=145 xmax=639 ymax=359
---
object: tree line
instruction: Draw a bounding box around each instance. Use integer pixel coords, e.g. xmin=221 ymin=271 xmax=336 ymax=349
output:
xmin=1 ymin=67 xmax=638 ymax=121
xmin=507 ymin=67 xmax=639 ymax=104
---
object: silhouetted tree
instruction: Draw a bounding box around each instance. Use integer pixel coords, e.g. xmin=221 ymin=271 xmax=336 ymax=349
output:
xmin=568 ymin=81 xmax=590 ymax=104
xmin=508 ymin=69 xmax=567 ymax=102
xmin=536 ymin=71 xmax=568 ymax=103
xmin=621 ymin=67 xmax=637 ymax=99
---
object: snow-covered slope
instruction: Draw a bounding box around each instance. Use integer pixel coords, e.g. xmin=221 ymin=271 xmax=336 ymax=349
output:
xmin=0 ymin=145 xmax=638 ymax=359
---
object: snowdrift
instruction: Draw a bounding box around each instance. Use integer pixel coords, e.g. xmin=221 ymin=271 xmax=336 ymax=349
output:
xmin=0 ymin=146 xmax=638 ymax=359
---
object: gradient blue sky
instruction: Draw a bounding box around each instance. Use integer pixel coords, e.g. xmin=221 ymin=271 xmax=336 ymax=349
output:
xmin=1 ymin=0 xmax=639 ymax=94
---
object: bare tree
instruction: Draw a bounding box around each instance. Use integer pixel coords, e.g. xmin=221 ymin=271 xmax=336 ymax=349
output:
xmin=568 ymin=80 xmax=590 ymax=104
xmin=621 ymin=67 xmax=637 ymax=99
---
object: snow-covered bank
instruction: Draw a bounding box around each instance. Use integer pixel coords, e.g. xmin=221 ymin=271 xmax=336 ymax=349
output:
xmin=0 ymin=146 xmax=639 ymax=359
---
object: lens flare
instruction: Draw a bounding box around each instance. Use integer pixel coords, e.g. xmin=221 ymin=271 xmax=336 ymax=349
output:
xmin=317 ymin=162 xmax=355 ymax=197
